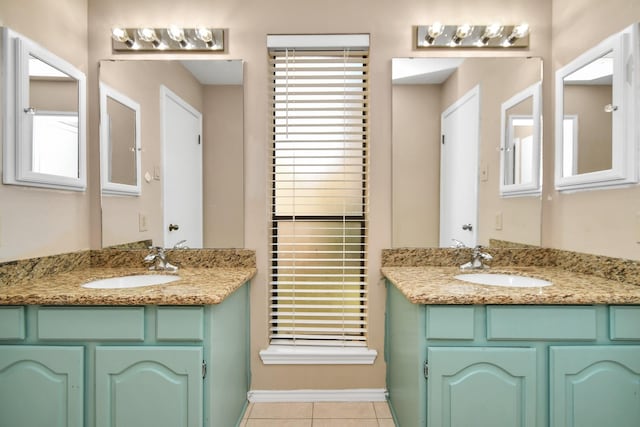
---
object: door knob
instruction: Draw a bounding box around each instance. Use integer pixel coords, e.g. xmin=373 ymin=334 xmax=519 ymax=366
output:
xmin=462 ymin=224 xmax=473 ymax=231
xmin=168 ymin=224 xmax=179 ymax=231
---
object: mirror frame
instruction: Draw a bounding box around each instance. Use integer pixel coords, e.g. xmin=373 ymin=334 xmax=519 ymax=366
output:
xmin=499 ymin=81 xmax=542 ymax=196
xmin=2 ymin=27 xmax=87 ymax=191
xmin=554 ymin=23 xmax=639 ymax=191
xmin=99 ymin=82 xmax=142 ymax=196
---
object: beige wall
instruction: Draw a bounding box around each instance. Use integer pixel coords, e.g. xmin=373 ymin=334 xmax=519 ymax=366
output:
xmin=545 ymin=0 xmax=640 ymax=258
xmin=203 ymin=85 xmax=244 ymax=248
xmin=99 ymin=60 xmax=204 ymax=247
xmin=0 ymin=0 xmax=89 ymax=262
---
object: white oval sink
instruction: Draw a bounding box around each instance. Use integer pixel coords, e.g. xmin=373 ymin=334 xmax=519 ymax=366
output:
xmin=82 ymin=274 xmax=179 ymax=289
xmin=454 ymin=273 xmax=551 ymax=288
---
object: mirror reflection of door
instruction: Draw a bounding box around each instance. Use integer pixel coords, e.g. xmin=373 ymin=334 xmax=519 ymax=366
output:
xmin=161 ymin=86 xmax=203 ymax=248
xmin=505 ymin=116 xmax=534 ymax=186
xmin=439 ymin=85 xmax=479 ymax=248
xmin=28 ymin=55 xmax=80 ymax=178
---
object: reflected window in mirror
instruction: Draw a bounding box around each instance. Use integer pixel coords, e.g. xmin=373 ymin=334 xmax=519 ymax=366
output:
xmin=99 ymin=83 xmax=141 ymax=195
xmin=500 ymin=82 xmax=542 ymax=196
xmin=554 ymin=23 xmax=639 ymax=191
xmin=2 ymin=27 xmax=86 ymax=191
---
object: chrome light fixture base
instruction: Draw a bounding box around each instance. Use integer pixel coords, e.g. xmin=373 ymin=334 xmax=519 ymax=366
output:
xmin=416 ymin=24 xmax=529 ymax=48
xmin=111 ymin=27 xmax=225 ymax=52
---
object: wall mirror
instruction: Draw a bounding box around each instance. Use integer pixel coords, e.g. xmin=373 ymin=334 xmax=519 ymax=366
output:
xmin=99 ymin=83 xmax=141 ymax=195
xmin=554 ymin=23 xmax=639 ymax=191
xmin=99 ymin=59 xmax=244 ymax=249
xmin=2 ymin=27 xmax=86 ymax=191
xmin=392 ymin=56 xmax=543 ymax=248
xmin=500 ymin=81 xmax=542 ymax=196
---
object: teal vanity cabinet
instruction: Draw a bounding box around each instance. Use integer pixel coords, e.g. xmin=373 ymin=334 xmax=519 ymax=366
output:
xmin=385 ymin=284 xmax=640 ymax=427
xmin=0 ymin=281 xmax=250 ymax=427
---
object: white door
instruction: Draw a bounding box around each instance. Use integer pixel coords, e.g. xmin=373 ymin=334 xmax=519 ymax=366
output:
xmin=439 ymin=85 xmax=480 ymax=248
xmin=160 ymin=86 xmax=203 ymax=248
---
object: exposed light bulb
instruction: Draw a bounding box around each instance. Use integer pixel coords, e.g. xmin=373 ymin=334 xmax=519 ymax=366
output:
xmin=195 ymin=27 xmax=215 ymax=47
xmin=476 ymin=23 xmax=503 ymax=46
xmin=451 ymin=24 xmax=473 ymax=45
xmin=504 ymin=23 xmax=529 ymax=46
xmin=137 ymin=28 xmax=160 ymax=46
xmin=167 ymin=25 xmax=188 ymax=47
xmin=111 ymin=27 xmax=133 ymax=47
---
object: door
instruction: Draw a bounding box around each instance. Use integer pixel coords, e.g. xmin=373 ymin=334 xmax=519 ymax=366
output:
xmin=0 ymin=346 xmax=84 ymax=427
xmin=428 ymin=346 xmax=537 ymax=427
xmin=439 ymin=86 xmax=480 ymax=247
xmin=550 ymin=346 xmax=640 ymax=427
xmin=95 ymin=346 xmax=203 ymax=427
xmin=161 ymin=86 xmax=203 ymax=248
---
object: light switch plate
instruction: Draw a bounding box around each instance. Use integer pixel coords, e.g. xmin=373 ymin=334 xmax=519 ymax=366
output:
xmin=138 ymin=213 xmax=148 ymax=232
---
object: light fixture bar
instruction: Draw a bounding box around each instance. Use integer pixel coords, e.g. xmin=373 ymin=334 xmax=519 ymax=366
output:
xmin=416 ymin=24 xmax=529 ymax=48
xmin=111 ymin=27 xmax=225 ymax=52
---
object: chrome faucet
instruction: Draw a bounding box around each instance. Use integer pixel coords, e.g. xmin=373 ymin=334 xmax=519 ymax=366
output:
xmin=144 ymin=246 xmax=178 ymax=272
xmin=460 ymin=245 xmax=493 ymax=270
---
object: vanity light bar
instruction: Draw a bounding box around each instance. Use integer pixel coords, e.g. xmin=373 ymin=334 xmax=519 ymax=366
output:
xmin=111 ymin=27 xmax=225 ymax=52
xmin=416 ymin=23 xmax=529 ymax=48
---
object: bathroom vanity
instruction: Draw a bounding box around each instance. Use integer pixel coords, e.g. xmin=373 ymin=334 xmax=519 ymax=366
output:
xmin=382 ymin=249 xmax=640 ymax=427
xmin=0 ymin=249 xmax=255 ymax=427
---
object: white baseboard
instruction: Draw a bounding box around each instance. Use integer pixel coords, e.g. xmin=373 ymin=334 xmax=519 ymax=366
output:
xmin=247 ymin=388 xmax=387 ymax=402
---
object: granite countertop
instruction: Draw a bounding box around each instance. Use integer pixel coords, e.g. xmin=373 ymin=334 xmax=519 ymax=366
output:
xmin=0 ymin=266 xmax=256 ymax=305
xmin=382 ymin=266 xmax=640 ymax=305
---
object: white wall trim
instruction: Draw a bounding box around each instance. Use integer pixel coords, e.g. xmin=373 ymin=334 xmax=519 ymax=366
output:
xmin=259 ymin=345 xmax=377 ymax=365
xmin=248 ymin=389 xmax=387 ymax=403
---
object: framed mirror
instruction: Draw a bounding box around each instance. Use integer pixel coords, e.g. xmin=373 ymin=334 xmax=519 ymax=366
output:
xmin=99 ymin=59 xmax=244 ymax=249
xmin=554 ymin=23 xmax=639 ymax=191
xmin=392 ymin=57 xmax=543 ymax=248
xmin=99 ymin=83 xmax=141 ymax=195
xmin=2 ymin=27 xmax=86 ymax=191
xmin=500 ymin=81 xmax=542 ymax=196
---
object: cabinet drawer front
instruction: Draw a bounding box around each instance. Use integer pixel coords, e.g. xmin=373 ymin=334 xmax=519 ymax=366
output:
xmin=38 ymin=307 xmax=145 ymax=341
xmin=0 ymin=306 xmax=25 ymax=340
xmin=487 ymin=306 xmax=597 ymax=340
xmin=610 ymin=306 xmax=640 ymax=340
xmin=157 ymin=307 xmax=204 ymax=341
xmin=426 ymin=306 xmax=475 ymax=340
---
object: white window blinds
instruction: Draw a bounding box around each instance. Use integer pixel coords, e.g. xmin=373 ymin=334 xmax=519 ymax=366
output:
xmin=269 ymin=38 xmax=369 ymax=347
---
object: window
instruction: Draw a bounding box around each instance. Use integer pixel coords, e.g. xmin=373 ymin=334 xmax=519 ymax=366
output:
xmin=268 ymin=35 xmax=370 ymax=353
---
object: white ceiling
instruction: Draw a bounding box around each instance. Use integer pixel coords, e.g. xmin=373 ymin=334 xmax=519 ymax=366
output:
xmin=180 ymin=60 xmax=243 ymax=85
xmin=392 ymin=58 xmax=465 ymax=85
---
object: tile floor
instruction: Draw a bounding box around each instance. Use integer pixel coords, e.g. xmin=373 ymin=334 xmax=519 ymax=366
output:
xmin=239 ymin=401 xmax=396 ymax=426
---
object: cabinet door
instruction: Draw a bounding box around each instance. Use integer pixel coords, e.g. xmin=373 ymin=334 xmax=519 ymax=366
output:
xmin=550 ymin=346 xmax=640 ymax=427
xmin=95 ymin=346 xmax=203 ymax=427
xmin=0 ymin=346 xmax=83 ymax=427
xmin=428 ymin=347 xmax=537 ymax=427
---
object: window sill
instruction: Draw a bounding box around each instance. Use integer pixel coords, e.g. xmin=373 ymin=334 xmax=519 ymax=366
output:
xmin=259 ymin=345 xmax=378 ymax=365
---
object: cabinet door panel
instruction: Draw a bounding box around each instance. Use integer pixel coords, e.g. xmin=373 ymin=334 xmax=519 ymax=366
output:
xmin=428 ymin=347 xmax=536 ymax=427
xmin=550 ymin=346 xmax=640 ymax=427
xmin=95 ymin=346 xmax=202 ymax=427
xmin=0 ymin=346 xmax=83 ymax=427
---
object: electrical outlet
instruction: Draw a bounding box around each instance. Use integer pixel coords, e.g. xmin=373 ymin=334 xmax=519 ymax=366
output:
xmin=495 ymin=212 xmax=503 ymax=230
xmin=636 ymin=212 xmax=640 ymax=244
xmin=480 ymin=163 xmax=489 ymax=182
xmin=153 ymin=165 xmax=161 ymax=180
xmin=138 ymin=213 xmax=148 ymax=232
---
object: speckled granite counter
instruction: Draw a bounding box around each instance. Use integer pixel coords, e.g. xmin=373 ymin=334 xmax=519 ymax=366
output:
xmin=382 ymin=248 xmax=640 ymax=305
xmin=0 ymin=249 xmax=256 ymax=305
xmin=382 ymin=266 xmax=640 ymax=305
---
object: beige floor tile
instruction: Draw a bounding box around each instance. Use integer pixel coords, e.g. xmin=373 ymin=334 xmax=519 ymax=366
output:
xmin=373 ymin=402 xmax=392 ymax=419
xmin=249 ymin=402 xmax=313 ymax=419
xmin=377 ymin=419 xmax=397 ymax=427
xmin=246 ymin=420 xmax=312 ymax=427
xmin=312 ymin=420 xmax=379 ymax=427
xmin=238 ymin=420 xmax=247 ymax=427
xmin=243 ymin=403 xmax=254 ymax=419
xmin=313 ymin=402 xmax=377 ymax=419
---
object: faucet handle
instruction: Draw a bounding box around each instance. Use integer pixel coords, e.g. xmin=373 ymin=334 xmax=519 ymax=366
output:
xmin=451 ymin=238 xmax=466 ymax=248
